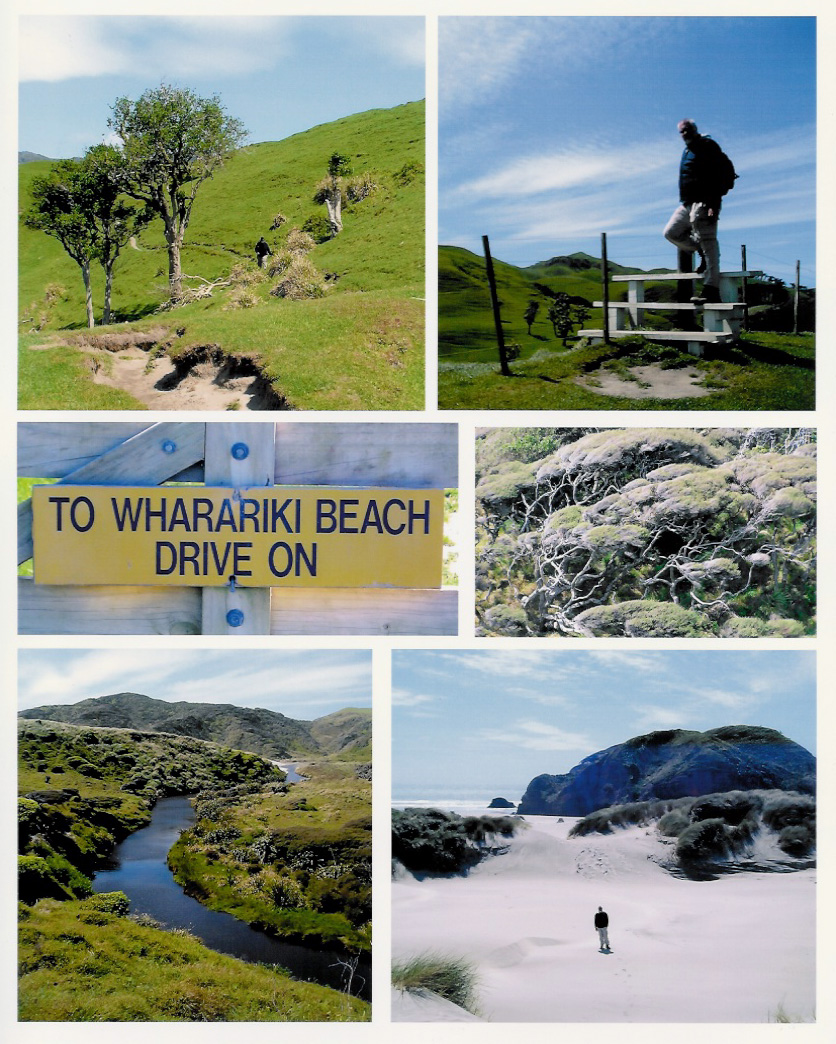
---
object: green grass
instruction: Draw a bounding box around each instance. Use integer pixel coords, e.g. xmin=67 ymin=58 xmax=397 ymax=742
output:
xmin=392 ymin=953 xmax=481 ymax=1015
xmin=18 ymin=101 xmax=425 ymax=411
xmin=439 ymin=331 xmax=814 ymax=411
xmin=19 ymin=897 xmax=370 ymax=1021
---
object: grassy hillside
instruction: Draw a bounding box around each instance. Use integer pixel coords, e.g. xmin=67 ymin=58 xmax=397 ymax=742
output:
xmin=439 ymin=245 xmax=640 ymax=366
xmin=19 ymin=896 xmax=369 ymax=1021
xmin=19 ymin=101 xmax=425 ymax=411
xmin=20 ymin=692 xmax=371 ymax=761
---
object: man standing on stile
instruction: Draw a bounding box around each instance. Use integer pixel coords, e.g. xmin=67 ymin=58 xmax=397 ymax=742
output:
xmin=663 ymin=118 xmax=728 ymax=304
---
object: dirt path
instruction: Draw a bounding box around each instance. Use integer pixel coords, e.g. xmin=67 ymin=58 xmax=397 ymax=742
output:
xmin=575 ymin=363 xmax=713 ymax=399
xmin=88 ymin=346 xmax=287 ymax=411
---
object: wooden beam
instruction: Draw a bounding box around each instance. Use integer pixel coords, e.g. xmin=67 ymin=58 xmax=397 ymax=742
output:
xmin=18 ymin=578 xmax=202 ymax=635
xmin=269 ymin=588 xmax=458 ymax=636
xmin=201 ymin=423 xmax=276 ymax=635
xmin=274 ymin=423 xmax=458 ymax=489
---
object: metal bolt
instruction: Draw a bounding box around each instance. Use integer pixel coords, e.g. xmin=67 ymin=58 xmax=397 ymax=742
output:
xmin=231 ymin=442 xmax=249 ymax=460
xmin=161 ymin=439 xmax=177 ymax=454
xmin=226 ymin=609 xmax=245 ymax=628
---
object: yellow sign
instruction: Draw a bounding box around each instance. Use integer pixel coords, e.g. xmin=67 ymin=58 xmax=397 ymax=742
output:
xmin=32 ymin=486 xmax=444 ymax=589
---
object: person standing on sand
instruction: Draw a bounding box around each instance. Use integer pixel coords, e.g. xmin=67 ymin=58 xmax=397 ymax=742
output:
xmin=595 ymin=906 xmax=611 ymax=952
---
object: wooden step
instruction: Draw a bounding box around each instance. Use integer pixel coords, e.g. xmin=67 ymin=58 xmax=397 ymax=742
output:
xmin=580 ymin=329 xmax=734 ymax=343
xmin=611 ymin=270 xmax=763 ymax=282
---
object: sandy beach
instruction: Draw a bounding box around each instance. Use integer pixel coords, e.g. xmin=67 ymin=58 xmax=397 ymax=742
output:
xmin=392 ymin=811 xmax=815 ymax=1023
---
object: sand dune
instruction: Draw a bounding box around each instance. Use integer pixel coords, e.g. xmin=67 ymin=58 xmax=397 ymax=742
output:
xmin=392 ymin=811 xmax=815 ymax=1023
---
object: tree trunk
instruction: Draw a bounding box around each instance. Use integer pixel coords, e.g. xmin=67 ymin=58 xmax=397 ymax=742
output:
xmin=103 ymin=261 xmax=114 ymax=326
xmin=167 ymin=234 xmax=183 ymax=302
xmin=325 ymin=191 xmax=342 ymax=237
xmin=81 ymin=261 xmax=95 ymax=328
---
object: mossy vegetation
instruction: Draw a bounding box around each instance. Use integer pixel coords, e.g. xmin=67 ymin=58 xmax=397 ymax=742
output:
xmin=18 ymin=718 xmax=371 ymax=1020
xmin=476 ymin=427 xmax=816 ymax=637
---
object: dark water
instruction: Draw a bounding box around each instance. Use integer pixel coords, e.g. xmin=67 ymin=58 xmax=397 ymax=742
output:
xmin=93 ymin=795 xmax=370 ymax=999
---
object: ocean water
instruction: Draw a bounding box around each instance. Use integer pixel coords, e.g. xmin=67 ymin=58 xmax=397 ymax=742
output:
xmin=392 ymin=780 xmax=526 ymax=813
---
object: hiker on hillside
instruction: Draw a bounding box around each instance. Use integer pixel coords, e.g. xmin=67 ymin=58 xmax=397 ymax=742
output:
xmin=663 ymin=119 xmax=736 ymax=304
xmin=594 ymin=906 xmax=611 ymax=952
xmin=255 ymin=237 xmax=272 ymax=268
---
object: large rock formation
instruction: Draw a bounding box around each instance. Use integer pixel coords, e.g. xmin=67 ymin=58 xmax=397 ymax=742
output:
xmin=517 ymin=726 xmax=815 ymax=816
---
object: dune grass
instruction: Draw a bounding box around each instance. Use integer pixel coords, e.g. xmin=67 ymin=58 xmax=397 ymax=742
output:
xmin=392 ymin=953 xmax=481 ymax=1015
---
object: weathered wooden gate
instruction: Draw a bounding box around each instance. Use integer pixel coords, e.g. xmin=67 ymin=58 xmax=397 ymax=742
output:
xmin=18 ymin=421 xmax=458 ymax=636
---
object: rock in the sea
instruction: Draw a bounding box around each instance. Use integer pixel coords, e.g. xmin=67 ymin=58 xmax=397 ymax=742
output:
xmin=487 ymin=797 xmax=516 ymax=809
xmin=517 ymin=726 xmax=815 ymax=816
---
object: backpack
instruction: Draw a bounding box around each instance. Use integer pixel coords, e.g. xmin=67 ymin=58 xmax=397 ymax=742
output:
xmin=705 ymin=137 xmax=738 ymax=195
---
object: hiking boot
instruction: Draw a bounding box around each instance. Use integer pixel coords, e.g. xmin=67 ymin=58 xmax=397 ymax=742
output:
xmin=702 ymin=285 xmax=721 ymax=303
xmin=695 ymin=253 xmax=707 ymax=275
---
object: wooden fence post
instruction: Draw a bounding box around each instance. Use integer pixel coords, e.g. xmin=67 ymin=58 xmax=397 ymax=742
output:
xmin=201 ymin=423 xmax=276 ymax=635
xmin=482 ymin=234 xmax=512 ymax=376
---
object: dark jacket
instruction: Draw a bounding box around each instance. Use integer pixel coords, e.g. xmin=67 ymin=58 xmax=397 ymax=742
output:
xmin=595 ymin=910 xmax=609 ymax=928
xmin=679 ymin=135 xmax=725 ymax=210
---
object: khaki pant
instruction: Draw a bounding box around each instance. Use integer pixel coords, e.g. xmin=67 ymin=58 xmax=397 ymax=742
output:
xmin=664 ymin=202 xmax=721 ymax=288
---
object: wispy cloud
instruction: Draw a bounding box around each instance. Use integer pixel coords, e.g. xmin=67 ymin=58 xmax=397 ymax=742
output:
xmin=391 ymin=688 xmax=438 ymax=708
xmin=479 ymin=719 xmax=591 ymax=753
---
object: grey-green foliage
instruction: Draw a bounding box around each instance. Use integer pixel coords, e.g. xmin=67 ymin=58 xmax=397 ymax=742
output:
xmin=475 ymin=427 xmax=816 ymax=637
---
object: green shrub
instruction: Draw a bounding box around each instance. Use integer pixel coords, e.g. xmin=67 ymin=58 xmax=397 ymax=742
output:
xmin=270 ymin=257 xmax=325 ymax=301
xmin=301 ymin=213 xmax=334 ymax=244
xmin=776 ymin=824 xmax=814 ymax=856
xmin=85 ymin=891 xmax=131 ymax=916
xmin=658 ymin=808 xmax=690 ymax=837
xmin=675 ymin=818 xmax=730 ymax=862
xmin=392 ymin=953 xmax=480 ymax=1014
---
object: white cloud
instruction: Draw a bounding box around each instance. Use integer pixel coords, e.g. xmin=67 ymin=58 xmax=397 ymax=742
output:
xmin=392 ymin=688 xmax=438 ymax=708
xmin=20 ymin=18 xmax=129 ymax=82
xmin=454 ymin=140 xmax=670 ymax=201
xmin=439 ymin=18 xmax=542 ymax=111
xmin=479 ymin=719 xmax=590 ymax=753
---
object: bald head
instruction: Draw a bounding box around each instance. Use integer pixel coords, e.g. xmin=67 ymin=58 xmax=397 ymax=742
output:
xmin=678 ymin=119 xmax=698 ymax=142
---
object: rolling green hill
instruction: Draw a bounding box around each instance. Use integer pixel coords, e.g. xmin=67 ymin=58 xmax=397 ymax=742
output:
xmin=19 ymin=101 xmax=425 ymax=411
xmin=439 ymin=244 xmax=677 ymax=367
xmin=20 ymin=692 xmax=372 ymax=761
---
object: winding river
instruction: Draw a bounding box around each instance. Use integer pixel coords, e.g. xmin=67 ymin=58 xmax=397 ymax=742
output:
xmin=92 ymin=793 xmax=370 ymax=1000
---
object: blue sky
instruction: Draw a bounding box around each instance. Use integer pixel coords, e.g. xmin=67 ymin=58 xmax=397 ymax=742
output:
xmin=19 ymin=16 xmax=424 ymax=158
xmin=440 ymin=16 xmax=816 ymax=285
xmin=18 ymin=648 xmax=371 ymax=718
xmin=393 ymin=649 xmax=816 ymax=798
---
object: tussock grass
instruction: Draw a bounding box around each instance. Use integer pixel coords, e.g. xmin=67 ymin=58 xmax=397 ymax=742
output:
xmin=392 ymin=953 xmax=481 ymax=1014
xmin=19 ymin=896 xmax=370 ymax=1021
